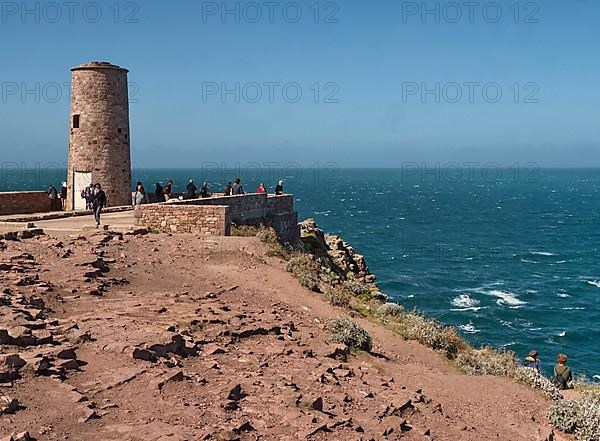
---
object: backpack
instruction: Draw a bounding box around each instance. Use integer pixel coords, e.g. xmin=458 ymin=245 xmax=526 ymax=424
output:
xmin=554 ymin=365 xmax=571 ymax=390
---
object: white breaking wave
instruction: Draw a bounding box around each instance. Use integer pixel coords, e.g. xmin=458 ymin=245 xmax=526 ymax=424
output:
xmin=451 ymin=294 xmax=480 ymax=309
xmin=557 ymin=331 xmax=566 ymax=337
xmin=557 ymin=291 xmax=571 ymax=298
xmin=459 ymin=323 xmax=480 ymax=334
xmin=531 ymin=251 xmax=555 ymax=256
xmin=489 ymin=290 xmax=527 ymax=307
xmin=586 ymin=280 xmax=600 ymax=288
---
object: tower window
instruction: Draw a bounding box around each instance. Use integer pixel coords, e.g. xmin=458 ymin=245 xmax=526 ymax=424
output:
xmin=118 ymin=128 xmax=122 ymax=134
xmin=73 ymin=114 xmax=80 ymax=129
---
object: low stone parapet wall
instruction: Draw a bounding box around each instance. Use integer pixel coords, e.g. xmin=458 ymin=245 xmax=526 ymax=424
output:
xmin=139 ymin=204 xmax=230 ymax=235
xmin=138 ymin=193 xmax=299 ymax=242
xmin=0 ymin=191 xmax=54 ymax=216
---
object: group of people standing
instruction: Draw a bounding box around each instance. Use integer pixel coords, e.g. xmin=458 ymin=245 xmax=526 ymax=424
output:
xmin=47 ymin=182 xmax=67 ymax=211
xmin=522 ymin=349 xmax=574 ymax=390
xmin=133 ymin=178 xmax=286 ymax=204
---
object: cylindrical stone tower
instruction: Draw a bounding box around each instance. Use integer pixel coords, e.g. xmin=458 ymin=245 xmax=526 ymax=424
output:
xmin=66 ymin=61 xmax=131 ymax=210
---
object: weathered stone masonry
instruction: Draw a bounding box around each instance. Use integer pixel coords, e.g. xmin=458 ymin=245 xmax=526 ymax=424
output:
xmin=139 ymin=205 xmax=230 ymax=236
xmin=0 ymin=191 xmax=51 ymax=216
xmin=139 ymin=194 xmax=299 ymax=243
xmin=66 ymin=62 xmax=132 ymax=210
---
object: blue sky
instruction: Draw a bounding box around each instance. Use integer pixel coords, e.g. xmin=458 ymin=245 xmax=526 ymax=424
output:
xmin=0 ymin=0 xmax=599 ymax=167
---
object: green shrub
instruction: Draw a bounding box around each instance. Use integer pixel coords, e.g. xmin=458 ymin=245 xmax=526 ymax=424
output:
xmin=327 ymin=316 xmax=373 ymax=352
xmin=296 ymin=271 xmax=320 ymax=292
xmin=455 ymin=347 xmax=518 ymax=377
xmin=286 ymin=254 xmax=319 ymax=276
xmin=371 ymin=290 xmax=389 ymax=302
xmin=256 ymin=227 xmax=279 ymax=244
xmin=392 ymin=311 xmax=464 ymax=358
xmin=549 ymin=391 xmax=600 ymax=441
xmin=343 ymin=280 xmax=372 ymax=297
xmin=231 ymin=225 xmax=259 ymax=237
xmin=513 ymin=367 xmax=563 ymax=401
xmin=327 ymin=289 xmax=351 ymax=308
xmin=375 ymin=303 xmax=405 ymax=322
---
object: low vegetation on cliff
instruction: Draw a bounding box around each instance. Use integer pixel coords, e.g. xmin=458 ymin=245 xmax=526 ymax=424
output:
xmin=326 ymin=316 xmax=373 ymax=352
xmin=549 ymin=391 xmax=600 ymax=441
xmin=249 ymin=219 xmax=598 ymax=439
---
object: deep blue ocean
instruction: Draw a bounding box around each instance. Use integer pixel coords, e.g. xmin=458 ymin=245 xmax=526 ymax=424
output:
xmin=3 ymin=168 xmax=599 ymax=378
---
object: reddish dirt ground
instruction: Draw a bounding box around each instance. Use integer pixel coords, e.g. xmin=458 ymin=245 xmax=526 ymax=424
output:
xmin=0 ymin=230 xmax=569 ymax=440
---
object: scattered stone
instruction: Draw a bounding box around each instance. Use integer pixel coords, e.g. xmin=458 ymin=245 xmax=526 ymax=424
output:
xmin=227 ymin=384 xmax=247 ymax=401
xmin=78 ymin=408 xmax=99 ymax=423
xmin=0 ymin=354 xmax=26 ymax=370
xmin=311 ymin=397 xmax=324 ymax=412
xmin=132 ymin=348 xmax=157 ymax=363
xmin=0 ymin=395 xmax=19 ymax=415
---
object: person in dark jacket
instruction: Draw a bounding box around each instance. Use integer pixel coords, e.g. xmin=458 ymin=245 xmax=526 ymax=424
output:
xmin=163 ymin=180 xmax=173 ymax=201
xmin=232 ymin=178 xmax=245 ymax=195
xmin=522 ymin=349 xmax=541 ymax=373
xmin=92 ymin=183 xmax=107 ymax=228
xmin=274 ymin=180 xmax=284 ymax=195
xmin=554 ymin=354 xmax=573 ymax=390
xmin=224 ymin=182 xmax=232 ymax=196
xmin=155 ymin=183 xmax=164 ymax=202
xmin=199 ymin=181 xmax=211 ymax=198
xmin=60 ymin=182 xmax=67 ymax=210
xmin=186 ymin=179 xmax=197 ymax=199
xmin=48 ymin=185 xmax=58 ymax=211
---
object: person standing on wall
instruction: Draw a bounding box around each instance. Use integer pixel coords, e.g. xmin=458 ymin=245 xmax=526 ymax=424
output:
xmin=186 ymin=179 xmax=197 ymax=199
xmin=154 ymin=182 xmax=165 ymax=202
xmin=275 ymin=180 xmax=284 ymax=195
xmin=257 ymin=183 xmax=267 ymax=194
xmin=92 ymin=183 xmax=107 ymax=228
xmin=232 ymin=178 xmax=245 ymax=195
xmin=163 ymin=180 xmax=173 ymax=201
xmin=224 ymin=182 xmax=232 ymax=196
xmin=200 ymin=181 xmax=211 ymax=198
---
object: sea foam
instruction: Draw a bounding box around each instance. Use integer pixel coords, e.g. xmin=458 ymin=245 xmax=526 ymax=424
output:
xmin=451 ymin=294 xmax=481 ymax=311
xmin=489 ymin=290 xmax=527 ymax=307
xmin=459 ymin=323 xmax=480 ymax=334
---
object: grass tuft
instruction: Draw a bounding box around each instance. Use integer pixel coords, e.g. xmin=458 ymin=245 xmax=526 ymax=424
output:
xmin=327 ymin=316 xmax=373 ymax=352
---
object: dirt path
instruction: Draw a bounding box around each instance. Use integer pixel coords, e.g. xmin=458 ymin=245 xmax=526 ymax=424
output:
xmin=0 ymin=231 xmax=567 ymax=440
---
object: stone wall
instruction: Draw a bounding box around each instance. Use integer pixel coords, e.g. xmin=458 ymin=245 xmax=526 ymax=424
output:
xmin=138 ymin=193 xmax=299 ymax=242
xmin=139 ymin=205 xmax=230 ymax=236
xmin=0 ymin=191 xmax=53 ymax=216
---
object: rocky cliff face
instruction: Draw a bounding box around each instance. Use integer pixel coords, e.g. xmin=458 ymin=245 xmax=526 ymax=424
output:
xmin=299 ymin=218 xmax=375 ymax=284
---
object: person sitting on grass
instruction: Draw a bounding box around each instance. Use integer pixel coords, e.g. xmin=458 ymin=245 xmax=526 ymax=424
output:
xmin=522 ymin=349 xmax=541 ymax=373
xmin=553 ymin=353 xmax=573 ymax=390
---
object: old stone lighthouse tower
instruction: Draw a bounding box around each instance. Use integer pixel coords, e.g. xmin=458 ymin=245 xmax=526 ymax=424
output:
xmin=66 ymin=61 xmax=132 ymax=210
